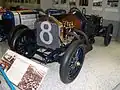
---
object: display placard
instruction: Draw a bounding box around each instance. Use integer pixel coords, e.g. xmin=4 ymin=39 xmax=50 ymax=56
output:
xmin=0 ymin=49 xmax=48 ymax=90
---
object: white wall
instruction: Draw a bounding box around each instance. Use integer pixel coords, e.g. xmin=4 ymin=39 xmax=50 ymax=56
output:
xmin=4 ymin=0 xmax=120 ymax=21
xmin=52 ymin=0 xmax=120 ymax=21
xmin=4 ymin=0 xmax=53 ymax=10
xmin=0 ymin=0 xmax=4 ymax=6
xmin=41 ymin=0 xmax=53 ymax=10
xmin=5 ymin=3 xmax=40 ymax=9
xmin=52 ymin=0 xmax=120 ymax=40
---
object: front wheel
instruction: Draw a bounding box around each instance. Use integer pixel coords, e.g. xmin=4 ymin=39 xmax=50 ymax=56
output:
xmin=11 ymin=28 xmax=36 ymax=58
xmin=8 ymin=25 xmax=28 ymax=47
xmin=104 ymin=24 xmax=113 ymax=46
xmin=60 ymin=40 xmax=85 ymax=84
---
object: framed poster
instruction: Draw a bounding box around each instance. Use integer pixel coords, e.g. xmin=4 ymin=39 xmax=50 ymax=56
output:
xmin=105 ymin=0 xmax=119 ymax=12
xmin=69 ymin=0 xmax=76 ymax=6
xmin=61 ymin=0 xmax=67 ymax=4
xmin=93 ymin=0 xmax=103 ymax=7
xmin=107 ymin=0 xmax=119 ymax=7
xmin=79 ymin=0 xmax=88 ymax=6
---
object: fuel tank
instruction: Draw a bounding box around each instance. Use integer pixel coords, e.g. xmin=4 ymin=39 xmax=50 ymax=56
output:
xmin=2 ymin=10 xmax=39 ymax=31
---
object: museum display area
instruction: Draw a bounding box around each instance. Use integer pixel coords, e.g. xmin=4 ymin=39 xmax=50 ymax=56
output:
xmin=0 ymin=0 xmax=120 ymax=90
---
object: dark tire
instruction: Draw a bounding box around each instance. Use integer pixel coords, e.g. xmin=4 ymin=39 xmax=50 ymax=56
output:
xmin=11 ymin=28 xmax=36 ymax=58
xmin=8 ymin=25 xmax=28 ymax=47
xmin=60 ymin=40 xmax=85 ymax=84
xmin=104 ymin=24 xmax=113 ymax=46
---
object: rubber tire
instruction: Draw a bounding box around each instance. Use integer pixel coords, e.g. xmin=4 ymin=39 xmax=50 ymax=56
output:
xmin=11 ymin=28 xmax=36 ymax=58
xmin=104 ymin=24 xmax=113 ymax=46
xmin=8 ymin=25 xmax=28 ymax=49
xmin=10 ymin=27 xmax=28 ymax=50
xmin=60 ymin=40 xmax=85 ymax=84
xmin=8 ymin=25 xmax=28 ymax=46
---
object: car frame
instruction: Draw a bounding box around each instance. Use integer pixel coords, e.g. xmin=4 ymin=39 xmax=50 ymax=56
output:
xmin=8 ymin=7 xmax=113 ymax=84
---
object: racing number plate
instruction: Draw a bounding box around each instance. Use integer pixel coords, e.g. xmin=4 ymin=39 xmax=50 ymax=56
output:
xmin=36 ymin=21 xmax=60 ymax=50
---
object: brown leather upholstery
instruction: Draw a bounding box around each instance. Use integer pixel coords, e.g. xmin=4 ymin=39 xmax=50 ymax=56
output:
xmin=61 ymin=14 xmax=81 ymax=30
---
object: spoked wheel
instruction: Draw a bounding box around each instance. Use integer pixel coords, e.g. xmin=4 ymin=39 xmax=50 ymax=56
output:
xmin=8 ymin=25 xmax=28 ymax=47
xmin=60 ymin=40 xmax=85 ymax=84
xmin=11 ymin=28 xmax=36 ymax=58
xmin=104 ymin=24 xmax=113 ymax=46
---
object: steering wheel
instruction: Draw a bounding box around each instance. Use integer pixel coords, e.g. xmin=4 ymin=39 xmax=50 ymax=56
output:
xmin=69 ymin=7 xmax=81 ymax=13
xmin=82 ymin=8 xmax=86 ymax=15
xmin=45 ymin=8 xmax=66 ymax=15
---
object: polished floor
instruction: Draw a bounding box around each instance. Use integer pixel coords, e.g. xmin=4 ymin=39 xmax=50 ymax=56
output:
xmin=0 ymin=38 xmax=120 ymax=90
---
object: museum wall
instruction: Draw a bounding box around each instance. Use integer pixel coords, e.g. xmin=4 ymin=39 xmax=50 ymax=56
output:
xmin=0 ymin=0 xmax=4 ymax=6
xmin=4 ymin=0 xmax=53 ymax=10
xmin=4 ymin=0 xmax=40 ymax=9
xmin=40 ymin=0 xmax=53 ymax=10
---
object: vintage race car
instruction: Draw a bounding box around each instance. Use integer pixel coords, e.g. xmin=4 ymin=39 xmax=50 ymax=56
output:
xmin=0 ymin=8 xmax=66 ymax=42
xmin=8 ymin=7 xmax=113 ymax=84
xmin=0 ymin=9 xmax=43 ymax=42
xmin=0 ymin=7 xmax=7 ymax=41
xmin=69 ymin=7 xmax=113 ymax=46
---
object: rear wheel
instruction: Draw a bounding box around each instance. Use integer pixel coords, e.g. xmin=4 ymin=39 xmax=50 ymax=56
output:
xmin=60 ymin=40 xmax=85 ymax=84
xmin=11 ymin=28 xmax=36 ymax=58
xmin=104 ymin=24 xmax=113 ymax=46
xmin=8 ymin=25 xmax=28 ymax=47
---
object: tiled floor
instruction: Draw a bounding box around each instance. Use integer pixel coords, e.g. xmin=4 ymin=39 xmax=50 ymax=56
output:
xmin=0 ymin=38 xmax=120 ymax=90
xmin=0 ymin=75 xmax=11 ymax=90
